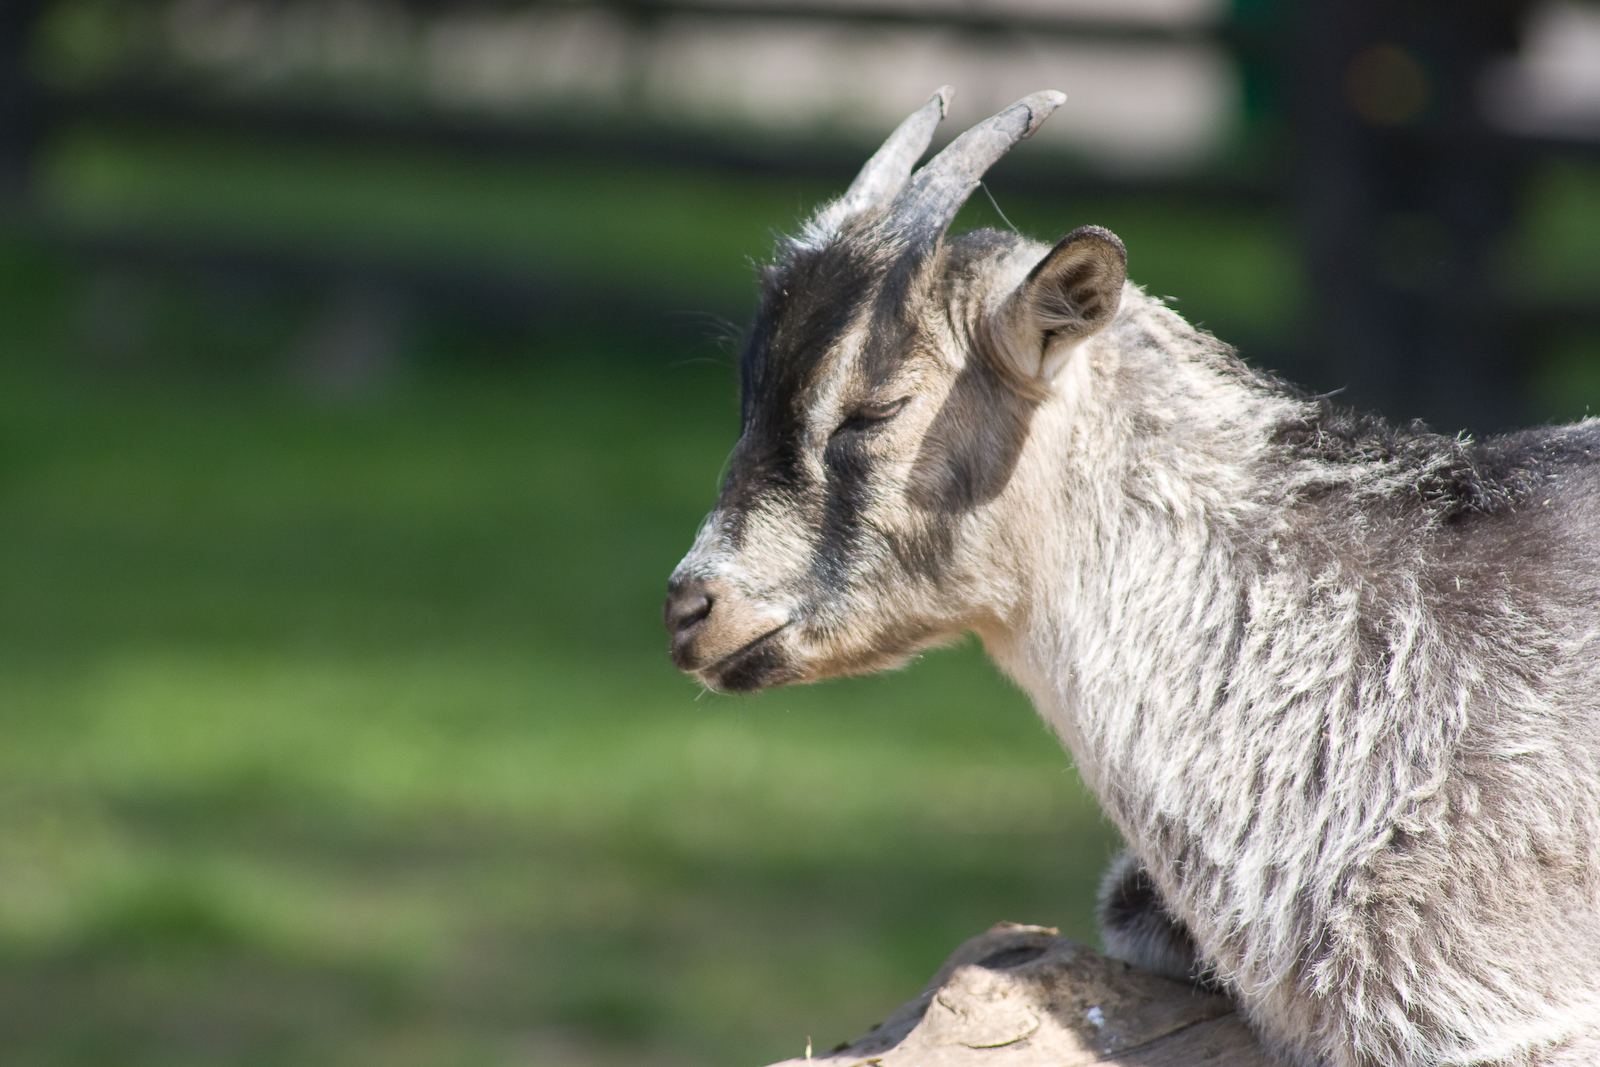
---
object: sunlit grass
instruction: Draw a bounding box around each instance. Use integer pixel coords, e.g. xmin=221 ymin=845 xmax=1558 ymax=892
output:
xmin=0 ymin=645 xmax=1117 ymax=1065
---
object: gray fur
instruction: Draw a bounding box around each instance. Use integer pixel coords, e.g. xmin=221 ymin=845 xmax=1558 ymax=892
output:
xmin=1097 ymin=850 xmax=1214 ymax=988
xmin=664 ymin=93 xmax=1600 ymax=1066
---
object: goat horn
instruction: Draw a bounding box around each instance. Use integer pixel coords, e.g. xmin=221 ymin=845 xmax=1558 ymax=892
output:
xmin=805 ymin=87 xmax=951 ymax=239
xmin=836 ymin=85 xmax=953 ymax=217
xmin=889 ymin=89 xmax=1067 ymax=243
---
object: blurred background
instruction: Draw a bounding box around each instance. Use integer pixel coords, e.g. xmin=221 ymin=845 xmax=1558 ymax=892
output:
xmin=0 ymin=1 xmax=1598 ymax=1064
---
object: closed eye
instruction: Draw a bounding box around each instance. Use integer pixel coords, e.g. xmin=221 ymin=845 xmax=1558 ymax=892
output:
xmin=833 ymin=396 xmax=909 ymax=436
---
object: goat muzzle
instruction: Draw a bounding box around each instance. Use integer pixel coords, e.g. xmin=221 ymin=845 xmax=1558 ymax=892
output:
xmin=663 ymin=576 xmax=791 ymax=686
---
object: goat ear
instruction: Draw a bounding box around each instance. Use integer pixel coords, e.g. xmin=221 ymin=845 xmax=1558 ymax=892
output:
xmin=993 ymin=225 xmax=1126 ymax=381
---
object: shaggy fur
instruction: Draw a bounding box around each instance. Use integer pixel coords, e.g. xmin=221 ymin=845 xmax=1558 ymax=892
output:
xmin=664 ymin=97 xmax=1600 ymax=1067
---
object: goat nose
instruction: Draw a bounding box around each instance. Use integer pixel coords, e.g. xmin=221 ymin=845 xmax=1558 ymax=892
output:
xmin=664 ymin=578 xmax=713 ymax=637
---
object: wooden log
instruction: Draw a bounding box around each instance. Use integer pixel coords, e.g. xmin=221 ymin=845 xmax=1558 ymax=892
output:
xmin=766 ymin=923 xmax=1283 ymax=1067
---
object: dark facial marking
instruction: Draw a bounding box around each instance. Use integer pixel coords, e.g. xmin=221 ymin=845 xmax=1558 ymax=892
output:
xmin=716 ymin=640 xmax=793 ymax=692
xmin=806 ymin=256 xmax=936 ymax=592
xmin=814 ymin=430 xmax=877 ymax=591
xmin=899 ymin=228 xmax=1042 ymax=518
xmin=857 ymin=250 xmax=926 ymax=386
xmin=725 ymin=235 xmax=938 ymax=594
xmin=739 ymin=240 xmax=886 ymax=425
xmin=723 ymin=242 xmax=885 ymax=545
xmin=909 ymin=350 xmax=1040 ymax=514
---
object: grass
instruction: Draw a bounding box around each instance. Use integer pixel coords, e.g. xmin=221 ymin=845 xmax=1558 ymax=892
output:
xmin=0 ymin=240 xmax=1121 ymax=1066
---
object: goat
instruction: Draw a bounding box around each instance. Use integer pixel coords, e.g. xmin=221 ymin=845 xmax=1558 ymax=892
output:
xmin=663 ymin=88 xmax=1600 ymax=1066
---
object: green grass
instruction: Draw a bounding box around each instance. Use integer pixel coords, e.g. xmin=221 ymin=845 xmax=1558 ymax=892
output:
xmin=0 ymin=243 xmax=1120 ymax=1066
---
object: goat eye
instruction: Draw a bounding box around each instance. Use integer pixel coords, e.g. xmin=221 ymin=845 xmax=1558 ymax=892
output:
xmin=834 ymin=397 xmax=909 ymax=436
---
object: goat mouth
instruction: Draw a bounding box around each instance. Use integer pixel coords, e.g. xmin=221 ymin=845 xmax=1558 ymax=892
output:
xmin=699 ymin=622 xmax=794 ymax=692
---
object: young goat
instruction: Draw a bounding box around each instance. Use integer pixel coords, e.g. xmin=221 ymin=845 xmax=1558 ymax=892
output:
xmin=663 ymin=88 xmax=1600 ymax=1066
